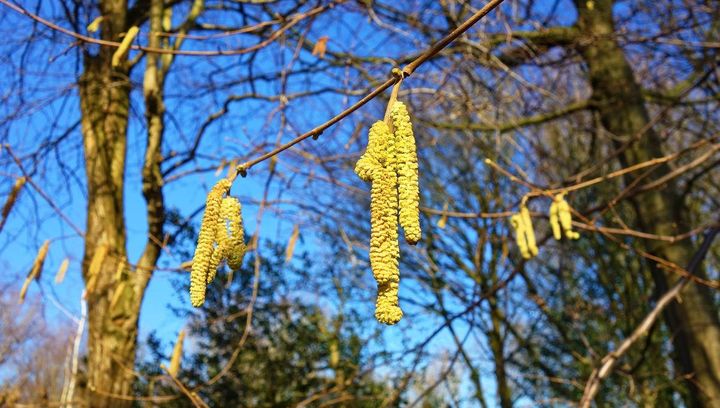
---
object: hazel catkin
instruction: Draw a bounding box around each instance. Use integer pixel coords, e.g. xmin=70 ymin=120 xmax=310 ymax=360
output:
xmin=510 ymin=214 xmax=531 ymax=259
xmin=549 ymin=200 xmax=562 ymax=240
xmin=223 ymin=196 xmax=246 ymax=271
xmin=368 ymin=121 xmax=399 ymax=285
xmin=391 ymin=102 xmax=421 ymax=245
xmin=556 ymin=194 xmax=580 ymax=240
xmin=355 ymin=121 xmax=389 ymax=182
xmin=190 ymin=178 xmax=231 ymax=307
xmin=520 ymin=205 xmax=539 ymax=257
xmin=375 ymin=280 xmax=403 ymax=325
xmin=357 ymin=120 xmax=404 ymax=325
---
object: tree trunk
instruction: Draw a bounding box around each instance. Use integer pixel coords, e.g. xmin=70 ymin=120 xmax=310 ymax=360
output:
xmin=574 ymin=0 xmax=720 ymax=405
xmin=78 ymin=0 xmax=164 ymax=405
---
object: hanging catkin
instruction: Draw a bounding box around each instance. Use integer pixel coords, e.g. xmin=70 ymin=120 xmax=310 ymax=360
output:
xmin=391 ymin=102 xmax=421 ymax=245
xmin=190 ymin=178 xmax=231 ymax=307
xmin=510 ymin=214 xmax=531 ymax=259
xmin=0 ymin=176 xmax=26 ymax=234
xmin=556 ymin=194 xmax=580 ymax=240
xmin=19 ymin=240 xmax=50 ymax=303
xmin=355 ymin=121 xmax=387 ymax=182
xmin=520 ymin=205 xmax=539 ymax=257
xmin=549 ymin=200 xmax=562 ymax=240
xmin=223 ymin=196 xmax=246 ymax=271
xmin=510 ymin=204 xmax=539 ymax=260
xmin=356 ymin=120 xmax=403 ymax=325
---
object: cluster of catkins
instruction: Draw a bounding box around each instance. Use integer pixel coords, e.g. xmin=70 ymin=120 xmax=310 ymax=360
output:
xmin=355 ymin=101 xmax=420 ymax=325
xmin=190 ymin=178 xmax=246 ymax=307
xmin=511 ymin=193 xmax=579 ymax=260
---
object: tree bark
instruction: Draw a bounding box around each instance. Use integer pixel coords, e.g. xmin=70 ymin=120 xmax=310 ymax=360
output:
xmin=574 ymin=0 xmax=720 ymax=405
xmin=78 ymin=0 xmax=164 ymax=405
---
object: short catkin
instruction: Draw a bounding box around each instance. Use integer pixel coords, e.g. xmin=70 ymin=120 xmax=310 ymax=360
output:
xmin=555 ymin=193 xmax=580 ymax=240
xmin=190 ymin=178 xmax=231 ymax=307
xmin=549 ymin=200 xmax=562 ymax=240
xmin=520 ymin=205 xmax=539 ymax=257
xmin=510 ymin=214 xmax=531 ymax=259
xmin=391 ymin=102 xmax=421 ymax=245
xmin=223 ymin=196 xmax=246 ymax=271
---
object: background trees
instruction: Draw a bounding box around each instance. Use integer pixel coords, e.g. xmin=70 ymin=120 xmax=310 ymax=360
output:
xmin=0 ymin=0 xmax=718 ymax=406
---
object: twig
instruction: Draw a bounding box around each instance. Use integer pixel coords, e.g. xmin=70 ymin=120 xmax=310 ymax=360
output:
xmin=161 ymin=365 xmax=209 ymax=408
xmin=231 ymin=0 xmax=506 ymax=179
xmin=0 ymin=0 xmax=339 ymax=57
xmin=578 ymin=222 xmax=720 ymax=407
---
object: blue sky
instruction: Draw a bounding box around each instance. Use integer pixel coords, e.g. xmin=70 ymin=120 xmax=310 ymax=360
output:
xmin=0 ymin=0 xmax=593 ymax=405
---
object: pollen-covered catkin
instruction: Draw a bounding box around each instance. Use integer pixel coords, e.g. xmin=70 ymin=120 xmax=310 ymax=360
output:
xmin=510 ymin=214 xmax=531 ymax=259
xmin=556 ymin=194 xmax=580 ymax=240
xmin=223 ymin=197 xmax=246 ymax=271
xmin=391 ymin=102 xmax=421 ymax=245
xmin=520 ymin=206 xmax=539 ymax=257
xmin=355 ymin=121 xmax=390 ymax=182
xmin=357 ymin=119 xmax=404 ymax=324
xmin=375 ymin=280 xmax=403 ymax=325
xmin=549 ymin=200 xmax=562 ymax=240
xmin=368 ymin=122 xmax=399 ymax=285
xmin=190 ymin=178 xmax=231 ymax=307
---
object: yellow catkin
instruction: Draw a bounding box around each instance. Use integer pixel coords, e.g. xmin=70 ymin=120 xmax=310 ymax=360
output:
xmin=355 ymin=121 xmax=389 ymax=182
xmin=223 ymin=197 xmax=246 ymax=271
xmin=0 ymin=176 xmax=26 ymax=234
xmin=190 ymin=179 xmax=231 ymax=307
xmin=549 ymin=200 xmax=562 ymax=240
xmin=54 ymin=258 xmax=70 ymax=284
xmin=168 ymin=329 xmax=185 ymax=377
xmin=19 ymin=240 xmax=50 ymax=303
xmin=368 ymin=122 xmax=399 ymax=286
xmin=375 ymin=281 xmax=403 ymax=325
xmin=111 ymin=26 xmax=139 ymax=67
xmin=520 ymin=206 xmax=539 ymax=257
xmin=510 ymin=214 xmax=531 ymax=259
xmin=87 ymin=16 xmax=103 ymax=33
xmin=556 ymin=194 xmax=580 ymax=240
xmin=391 ymin=102 xmax=421 ymax=245
xmin=356 ymin=120 xmax=404 ymax=324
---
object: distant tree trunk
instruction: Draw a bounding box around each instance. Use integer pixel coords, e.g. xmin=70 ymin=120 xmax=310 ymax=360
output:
xmin=77 ymin=0 xmax=164 ymax=405
xmin=575 ymin=0 xmax=720 ymax=405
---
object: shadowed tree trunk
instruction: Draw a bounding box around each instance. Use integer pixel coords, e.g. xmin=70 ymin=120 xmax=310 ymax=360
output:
xmin=574 ymin=0 xmax=720 ymax=405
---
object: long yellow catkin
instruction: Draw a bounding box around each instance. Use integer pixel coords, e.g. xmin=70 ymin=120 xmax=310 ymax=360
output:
xmin=357 ymin=120 xmax=403 ymax=325
xmin=391 ymin=102 xmax=421 ymax=245
xmin=556 ymin=194 xmax=580 ymax=240
xmin=168 ymin=329 xmax=185 ymax=377
xmin=520 ymin=206 xmax=539 ymax=257
xmin=190 ymin=179 xmax=231 ymax=307
xmin=0 ymin=176 xmax=26 ymax=234
xmin=19 ymin=240 xmax=50 ymax=303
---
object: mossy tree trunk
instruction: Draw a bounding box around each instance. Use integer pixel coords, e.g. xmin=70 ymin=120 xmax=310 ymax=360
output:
xmin=574 ymin=0 xmax=720 ymax=404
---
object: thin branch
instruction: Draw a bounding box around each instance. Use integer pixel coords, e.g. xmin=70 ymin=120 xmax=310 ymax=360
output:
xmin=578 ymin=222 xmax=720 ymax=407
xmin=231 ymin=0 xmax=507 ymax=179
